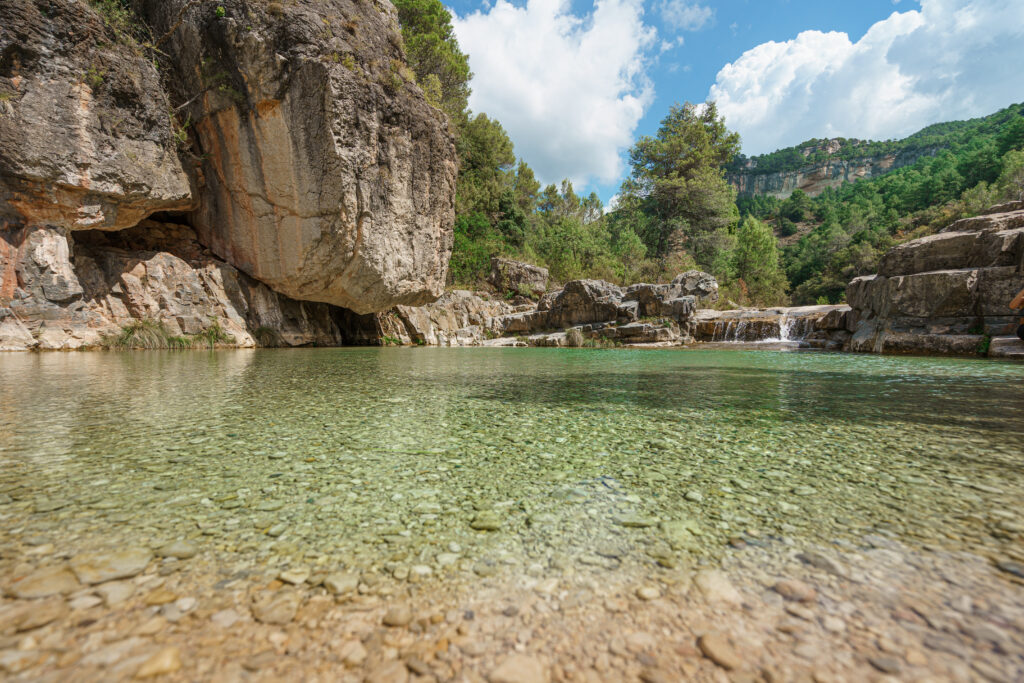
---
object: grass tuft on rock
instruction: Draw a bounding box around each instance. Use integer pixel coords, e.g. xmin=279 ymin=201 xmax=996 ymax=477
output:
xmin=101 ymin=318 xmax=235 ymax=350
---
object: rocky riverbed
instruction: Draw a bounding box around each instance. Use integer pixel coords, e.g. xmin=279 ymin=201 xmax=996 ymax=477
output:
xmin=2 ymin=348 xmax=1023 ymax=680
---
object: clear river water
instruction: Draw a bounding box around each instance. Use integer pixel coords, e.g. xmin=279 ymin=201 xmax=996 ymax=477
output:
xmin=2 ymin=348 xmax=1023 ymax=582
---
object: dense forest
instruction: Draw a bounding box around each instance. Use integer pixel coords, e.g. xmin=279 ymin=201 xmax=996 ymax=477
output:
xmin=396 ymin=0 xmax=1024 ymax=307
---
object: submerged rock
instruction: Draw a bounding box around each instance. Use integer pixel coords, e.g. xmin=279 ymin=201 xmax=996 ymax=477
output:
xmin=70 ymin=548 xmax=152 ymax=585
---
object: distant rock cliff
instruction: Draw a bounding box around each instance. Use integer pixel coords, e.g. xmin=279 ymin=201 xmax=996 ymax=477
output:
xmin=728 ymin=141 xmax=938 ymax=199
xmin=0 ymin=0 xmax=457 ymax=350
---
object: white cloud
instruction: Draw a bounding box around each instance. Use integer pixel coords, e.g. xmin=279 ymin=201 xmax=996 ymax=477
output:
xmin=658 ymin=0 xmax=713 ymax=32
xmin=709 ymin=0 xmax=1024 ymax=155
xmin=451 ymin=0 xmax=656 ymax=186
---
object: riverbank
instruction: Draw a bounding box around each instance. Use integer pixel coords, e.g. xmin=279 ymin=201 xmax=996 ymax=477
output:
xmin=3 ymin=532 xmax=1021 ymax=682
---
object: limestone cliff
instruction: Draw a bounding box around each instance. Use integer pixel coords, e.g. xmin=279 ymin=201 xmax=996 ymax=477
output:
xmin=0 ymin=0 xmax=193 ymax=230
xmin=1 ymin=0 xmax=458 ymax=350
xmin=729 ymin=144 xmax=936 ymax=199
xmin=134 ymin=0 xmax=457 ymax=313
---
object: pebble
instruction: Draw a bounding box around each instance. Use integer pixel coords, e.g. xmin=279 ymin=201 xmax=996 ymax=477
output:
xmin=365 ymin=661 xmax=409 ymax=683
xmin=773 ymin=579 xmax=817 ymax=603
xmin=409 ymin=565 xmax=433 ymax=581
xmin=155 ymin=541 xmax=197 ymax=560
xmin=96 ymin=580 xmax=135 ymax=607
xmin=868 ymin=656 xmax=902 ymax=674
xmin=252 ymin=590 xmax=301 ymax=625
xmin=698 ymin=633 xmax=741 ymax=670
xmin=489 ymin=653 xmax=548 ymax=683
xmin=796 ymin=551 xmax=845 ymax=577
xmin=615 ymin=514 xmax=659 ymax=528
xmin=7 ymin=566 xmax=79 ymax=599
xmin=68 ymin=595 xmax=102 ymax=610
xmin=211 ymin=609 xmax=242 ymax=628
xmin=338 ymin=640 xmax=367 ymax=667
xmin=383 ymin=604 xmax=413 ymax=627
xmin=70 ymin=548 xmax=152 ymax=585
xmin=324 ymin=571 xmax=358 ymax=595
xmin=471 ymin=511 xmax=503 ymax=531
xmin=995 ymin=559 xmax=1024 ymax=579
xmin=685 ymin=490 xmax=704 ymax=503
xmin=136 ymin=647 xmax=181 ymax=678
xmin=279 ymin=567 xmax=310 ymax=585
xmin=636 ymin=586 xmax=661 ymax=601
xmin=694 ymin=570 xmax=742 ymax=605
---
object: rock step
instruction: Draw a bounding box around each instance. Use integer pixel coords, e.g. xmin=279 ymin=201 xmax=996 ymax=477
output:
xmin=988 ymin=335 xmax=1024 ymax=359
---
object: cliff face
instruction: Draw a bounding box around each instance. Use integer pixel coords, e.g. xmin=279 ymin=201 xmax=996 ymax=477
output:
xmin=729 ymin=147 xmax=937 ymax=199
xmin=0 ymin=0 xmax=457 ymax=350
xmin=134 ymin=0 xmax=457 ymax=314
xmin=0 ymin=0 xmax=193 ymax=231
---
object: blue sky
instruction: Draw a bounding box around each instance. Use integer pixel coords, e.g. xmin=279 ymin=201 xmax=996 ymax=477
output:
xmin=445 ymin=0 xmax=1024 ymax=204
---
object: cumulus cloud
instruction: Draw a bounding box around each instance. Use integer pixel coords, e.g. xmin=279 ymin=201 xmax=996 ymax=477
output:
xmin=658 ymin=0 xmax=713 ymax=32
xmin=451 ymin=0 xmax=656 ymax=186
xmin=709 ymin=0 xmax=1024 ymax=155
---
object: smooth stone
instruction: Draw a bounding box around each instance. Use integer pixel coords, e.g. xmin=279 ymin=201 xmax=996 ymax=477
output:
xmin=636 ymin=586 xmax=661 ymax=601
xmin=996 ymin=559 xmax=1024 ymax=579
xmin=383 ymin=604 xmax=413 ymax=627
xmin=96 ymin=580 xmax=136 ymax=607
xmin=796 ymin=551 xmax=845 ymax=577
xmin=33 ymin=499 xmax=67 ymax=513
xmin=868 ymin=656 xmax=902 ymax=674
xmin=365 ymin=661 xmax=409 ymax=683
xmin=324 ymin=572 xmax=359 ymax=595
xmin=773 ymin=579 xmax=817 ymax=603
xmin=615 ymin=514 xmax=659 ymax=528
xmin=279 ymin=567 xmax=310 ymax=585
xmin=252 ymin=590 xmax=301 ymax=625
xmin=211 ymin=609 xmax=242 ymax=628
xmin=136 ymin=647 xmax=182 ymax=678
xmin=409 ymin=565 xmax=433 ymax=581
xmin=7 ymin=566 xmax=79 ymax=598
xmin=8 ymin=597 xmax=67 ymax=632
xmin=698 ymin=633 xmax=741 ymax=670
xmin=155 ymin=541 xmax=197 ymax=560
xmin=471 ymin=511 xmax=503 ymax=531
xmin=338 ymin=640 xmax=367 ymax=667
xmin=436 ymin=553 xmax=460 ymax=567
xmin=685 ymin=491 xmax=704 ymax=503
xmin=70 ymin=548 xmax=152 ymax=585
xmin=489 ymin=653 xmax=548 ymax=683
xmin=694 ymin=570 xmax=742 ymax=605
xmin=69 ymin=595 xmax=102 ymax=610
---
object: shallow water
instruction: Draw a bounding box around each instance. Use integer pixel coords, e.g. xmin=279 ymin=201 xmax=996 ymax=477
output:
xmin=2 ymin=348 xmax=1023 ymax=579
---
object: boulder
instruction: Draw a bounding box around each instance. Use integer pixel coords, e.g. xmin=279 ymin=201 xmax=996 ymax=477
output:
xmin=0 ymin=0 xmax=192 ymax=231
xmin=545 ymin=280 xmax=623 ymax=329
xmin=673 ymin=270 xmax=719 ymax=303
xmin=846 ymin=205 xmax=1024 ymax=356
xmin=489 ymin=257 xmax=549 ymax=295
xmin=135 ymin=0 xmax=457 ymax=314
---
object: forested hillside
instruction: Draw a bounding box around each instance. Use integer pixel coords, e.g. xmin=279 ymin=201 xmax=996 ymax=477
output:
xmin=395 ymin=0 xmax=1024 ymax=306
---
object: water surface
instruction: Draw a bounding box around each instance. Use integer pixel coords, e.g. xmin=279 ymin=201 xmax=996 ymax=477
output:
xmin=2 ymin=348 xmax=1022 ymax=578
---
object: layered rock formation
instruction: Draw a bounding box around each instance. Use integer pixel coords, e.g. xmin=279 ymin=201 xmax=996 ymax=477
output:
xmin=379 ymin=271 xmax=720 ymax=348
xmin=729 ymin=148 xmax=936 ymax=200
xmin=692 ymin=305 xmax=849 ymax=347
xmin=1 ymin=0 xmax=458 ymax=350
xmin=846 ymin=202 xmax=1024 ymax=355
xmin=0 ymin=0 xmax=193 ymax=230
xmin=0 ymin=221 xmax=380 ymax=350
xmin=134 ymin=0 xmax=457 ymax=313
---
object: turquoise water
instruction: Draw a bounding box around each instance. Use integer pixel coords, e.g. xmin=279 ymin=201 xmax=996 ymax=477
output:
xmin=1 ymin=348 xmax=1022 ymax=578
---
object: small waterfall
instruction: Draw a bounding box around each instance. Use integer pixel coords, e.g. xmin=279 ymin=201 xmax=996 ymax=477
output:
xmin=778 ymin=313 xmax=794 ymax=341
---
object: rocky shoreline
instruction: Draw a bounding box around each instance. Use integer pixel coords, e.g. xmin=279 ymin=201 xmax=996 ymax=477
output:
xmin=2 ymin=526 xmax=1022 ymax=681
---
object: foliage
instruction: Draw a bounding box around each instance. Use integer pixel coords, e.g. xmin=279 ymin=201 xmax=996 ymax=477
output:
xmin=391 ymin=0 xmax=471 ymax=119
xmin=733 ymin=217 xmax=788 ymax=305
xmin=101 ymin=318 xmax=237 ymax=350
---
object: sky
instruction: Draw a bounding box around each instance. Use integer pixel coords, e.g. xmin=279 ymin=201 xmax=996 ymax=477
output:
xmin=444 ymin=0 xmax=1024 ymax=203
